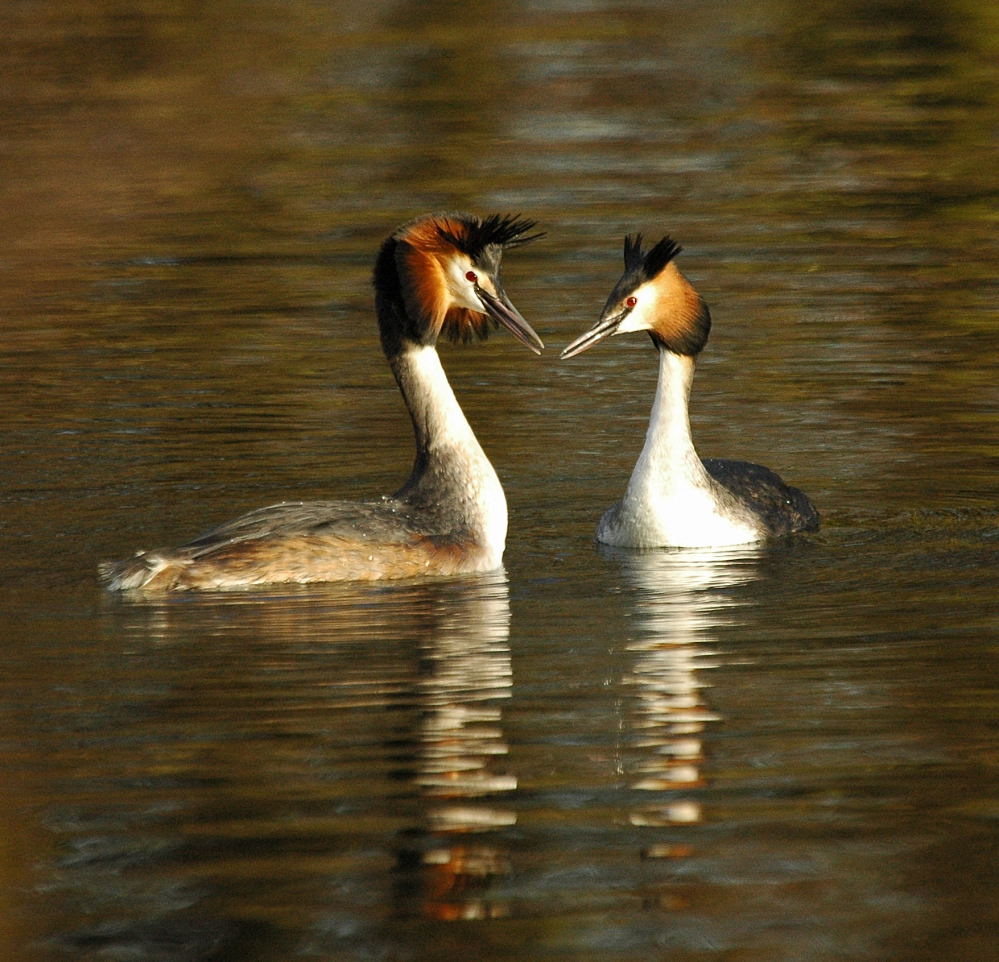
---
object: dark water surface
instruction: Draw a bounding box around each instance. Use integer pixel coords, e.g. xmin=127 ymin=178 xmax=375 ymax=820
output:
xmin=2 ymin=1 xmax=996 ymax=959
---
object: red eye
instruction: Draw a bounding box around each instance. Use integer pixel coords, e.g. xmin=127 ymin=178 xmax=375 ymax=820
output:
xmin=465 ymin=271 xmax=478 ymax=283
xmin=626 ymin=296 xmax=637 ymax=308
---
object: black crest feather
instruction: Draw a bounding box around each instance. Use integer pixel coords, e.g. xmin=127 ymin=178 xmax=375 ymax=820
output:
xmin=623 ymin=233 xmax=683 ymax=281
xmin=438 ymin=213 xmax=544 ymax=262
xmin=604 ymin=231 xmax=710 ymax=356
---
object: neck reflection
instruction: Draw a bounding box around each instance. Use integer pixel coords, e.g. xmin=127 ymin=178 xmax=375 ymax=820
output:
xmin=392 ymin=572 xmax=516 ymax=921
xmin=607 ymin=546 xmax=761 ymax=851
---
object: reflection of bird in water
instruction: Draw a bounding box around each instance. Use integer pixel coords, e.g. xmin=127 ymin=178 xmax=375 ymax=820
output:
xmin=563 ymin=234 xmax=818 ymax=548
xmin=611 ymin=547 xmax=761 ymax=855
xmin=100 ymin=212 xmax=543 ymax=591
xmin=394 ymin=574 xmax=517 ymax=922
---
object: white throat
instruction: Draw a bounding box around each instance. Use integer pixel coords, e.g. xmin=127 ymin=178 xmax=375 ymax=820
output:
xmin=598 ymin=349 xmax=759 ymax=548
xmin=395 ymin=345 xmax=507 ymax=562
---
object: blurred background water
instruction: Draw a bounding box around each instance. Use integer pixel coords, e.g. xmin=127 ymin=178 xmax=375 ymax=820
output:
xmin=1 ymin=1 xmax=996 ymax=959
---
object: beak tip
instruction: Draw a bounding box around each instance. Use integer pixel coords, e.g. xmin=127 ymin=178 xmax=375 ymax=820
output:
xmin=560 ymin=313 xmax=622 ymax=360
xmin=518 ymin=328 xmax=545 ymax=356
xmin=477 ymin=286 xmax=544 ymax=355
xmin=559 ymin=336 xmax=591 ymax=360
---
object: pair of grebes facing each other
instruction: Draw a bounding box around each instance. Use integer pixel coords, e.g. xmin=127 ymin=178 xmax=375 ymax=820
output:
xmin=100 ymin=211 xmax=819 ymax=592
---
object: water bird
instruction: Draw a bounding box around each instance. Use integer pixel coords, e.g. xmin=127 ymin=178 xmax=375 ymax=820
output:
xmin=561 ymin=233 xmax=818 ymax=548
xmin=100 ymin=211 xmax=544 ymax=590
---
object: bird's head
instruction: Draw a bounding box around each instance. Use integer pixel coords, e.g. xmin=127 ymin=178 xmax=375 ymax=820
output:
xmin=376 ymin=211 xmax=544 ymax=356
xmin=562 ymin=233 xmax=710 ymax=360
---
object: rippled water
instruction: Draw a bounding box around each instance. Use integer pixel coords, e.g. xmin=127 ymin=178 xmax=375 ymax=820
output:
xmin=1 ymin=1 xmax=997 ymax=959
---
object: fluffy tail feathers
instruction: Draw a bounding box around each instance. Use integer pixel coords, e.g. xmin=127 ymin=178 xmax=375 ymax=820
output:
xmin=98 ymin=551 xmax=181 ymax=592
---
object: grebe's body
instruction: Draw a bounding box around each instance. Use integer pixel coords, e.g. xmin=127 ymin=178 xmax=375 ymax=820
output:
xmin=100 ymin=212 xmax=543 ymax=591
xmin=562 ymin=234 xmax=817 ymax=549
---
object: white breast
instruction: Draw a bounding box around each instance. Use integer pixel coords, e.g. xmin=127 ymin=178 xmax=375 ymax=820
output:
xmin=597 ymin=485 xmax=762 ymax=549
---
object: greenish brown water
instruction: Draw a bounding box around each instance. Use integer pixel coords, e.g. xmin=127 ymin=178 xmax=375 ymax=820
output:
xmin=1 ymin=1 xmax=996 ymax=959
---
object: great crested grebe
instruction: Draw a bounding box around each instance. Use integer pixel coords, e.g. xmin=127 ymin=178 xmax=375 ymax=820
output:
xmin=561 ymin=233 xmax=818 ymax=549
xmin=100 ymin=212 xmax=544 ymax=591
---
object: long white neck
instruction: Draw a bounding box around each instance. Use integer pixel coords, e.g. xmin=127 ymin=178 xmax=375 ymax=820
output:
xmin=599 ymin=348 xmax=759 ymax=548
xmin=626 ymin=348 xmax=706 ymax=498
xmin=389 ymin=344 xmax=507 ymax=558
